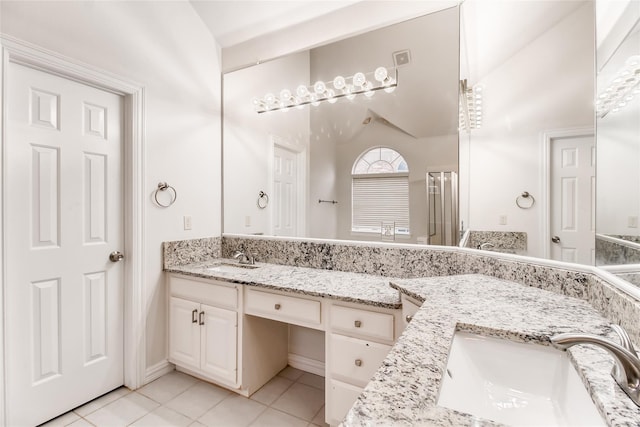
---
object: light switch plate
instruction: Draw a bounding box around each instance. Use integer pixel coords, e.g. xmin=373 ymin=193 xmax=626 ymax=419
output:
xmin=499 ymin=215 xmax=507 ymax=225
xmin=183 ymin=215 xmax=192 ymax=230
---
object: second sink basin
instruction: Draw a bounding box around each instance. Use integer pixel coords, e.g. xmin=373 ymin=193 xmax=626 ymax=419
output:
xmin=205 ymin=261 xmax=260 ymax=273
xmin=437 ymin=332 xmax=604 ymax=426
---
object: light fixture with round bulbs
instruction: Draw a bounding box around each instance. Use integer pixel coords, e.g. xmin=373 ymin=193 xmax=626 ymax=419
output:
xmin=252 ymin=66 xmax=398 ymax=113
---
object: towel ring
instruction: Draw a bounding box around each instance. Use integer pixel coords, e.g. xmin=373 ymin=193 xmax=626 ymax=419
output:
xmin=516 ymin=191 xmax=535 ymax=209
xmin=155 ymin=182 xmax=177 ymax=207
xmin=257 ymin=191 xmax=269 ymax=209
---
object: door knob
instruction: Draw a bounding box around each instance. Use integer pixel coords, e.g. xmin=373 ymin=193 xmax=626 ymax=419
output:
xmin=551 ymin=236 xmax=561 ymax=244
xmin=109 ymin=251 xmax=124 ymax=262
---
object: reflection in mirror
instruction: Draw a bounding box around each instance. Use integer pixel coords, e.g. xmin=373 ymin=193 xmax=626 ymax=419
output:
xmin=223 ymin=7 xmax=460 ymax=244
xmin=223 ymin=1 xmax=596 ymax=259
xmin=459 ymin=0 xmax=594 ymax=261
xmin=596 ymin=1 xmax=640 ymax=272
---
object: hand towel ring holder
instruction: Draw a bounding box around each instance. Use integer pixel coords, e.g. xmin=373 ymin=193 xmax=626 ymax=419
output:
xmin=257 ymin=191 xmax=269 ymax=209
xmin=516 ymin=191 xmax=535 ymax=209
xmin=155 ymin=182 xmax=177 ymax=207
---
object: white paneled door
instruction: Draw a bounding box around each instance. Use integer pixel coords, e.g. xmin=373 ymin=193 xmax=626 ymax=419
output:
xmin=273 ymin=145 xmax=297 ymax=237
xmin=550 ymin=134 xmax=595 ymax=264
xmin=5 ymin=62 xmax=124 ymax=426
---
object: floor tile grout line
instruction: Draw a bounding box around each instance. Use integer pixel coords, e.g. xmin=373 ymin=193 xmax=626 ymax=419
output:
xmin=59 ymin=367 xmax=327 ymax=427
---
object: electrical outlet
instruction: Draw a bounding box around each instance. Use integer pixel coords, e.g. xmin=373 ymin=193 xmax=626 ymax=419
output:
xmin=245 ymin=216 xmax=251 ymax=227
xmin=183 ymin=215 xmax=192 ymax=230
xmin=629 ymin=216 xmax=638 ymax=228
xmin=499 ymin=215 xmax=507 ymax=225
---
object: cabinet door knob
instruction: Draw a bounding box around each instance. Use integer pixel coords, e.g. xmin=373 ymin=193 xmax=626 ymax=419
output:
xmin=405 ymin=314 xmax=413 ymax=323
xmin=192 ymin=309 xmax=198 ymax=323
xmin=274 ymin=303 xmax=281 ymax=310
xmin=354 ymin=320 xmax=362 ymax=328
xmin=199 ymin=311 xmax=205 ymax=325
xmin=355 ymin=359 xmax=362 ymax=367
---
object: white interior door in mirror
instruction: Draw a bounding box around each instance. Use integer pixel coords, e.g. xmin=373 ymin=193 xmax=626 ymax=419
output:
xmin=273 ymin=145 xmax=298 ymax=237
xmin=5 ymin=62 xmax=124 ymax=426
xmin=550 ymin=134 xmax=595 ymax=264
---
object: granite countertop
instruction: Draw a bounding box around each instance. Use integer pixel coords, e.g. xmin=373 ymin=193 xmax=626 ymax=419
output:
xmin=344 ymin=274 xmax=640 ymax=426
xmin=165 ymin=260 xmax=402 ymax=309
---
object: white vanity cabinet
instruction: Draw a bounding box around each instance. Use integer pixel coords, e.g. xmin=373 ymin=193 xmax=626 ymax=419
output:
xmin=325 ymin=303 xmax=401 ymax=425
xmin=168 ymin=274 xmax=239 ymax=388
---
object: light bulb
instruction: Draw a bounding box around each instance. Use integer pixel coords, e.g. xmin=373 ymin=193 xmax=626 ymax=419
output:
xmin=374 ymin=67 xmax=388 ymax=83
xmin=352 ymin=72 xmax=366 ymax=87
xmin=296 ymin=85 xmax=309 ymax=98
xmin=364 ymin=83 xmax=375 ymax=98
xmin=333 ymin=76 xmax=346 ymax=90
xmin=384 ymin=77 xmax=397 ymax=93
xmin=264 ymin=93 xmax=276 ymax=105
xmin=310 ymin=93 xmax=320 ymax=107
xmin=280 ymin=89 xmax=292 ymax=101
xmin=327 ymin=89 xmax=337 ymax=104
xmin=345 ymin=85 xmax=356 ymax=100
xmin=314 ymin=81 xmax=326 ymax=94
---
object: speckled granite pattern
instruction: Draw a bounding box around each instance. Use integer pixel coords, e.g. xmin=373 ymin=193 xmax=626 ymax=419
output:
xmin=344 ymin=275 xmax=640 ymax=426
xmin=222 ymin=235 xmax=458 ymax=278
xmin=165 ymin=261 xmax=401 ymax=309
xmin=466 ymin=230 xmax=527 ymax=254
xmin=596 ymin=235 xmax=640 ymax=265
xmin=162 ymin=237 xmax=221 ymax=269
xmin=220 ymin=235 xmax=640 ymax=345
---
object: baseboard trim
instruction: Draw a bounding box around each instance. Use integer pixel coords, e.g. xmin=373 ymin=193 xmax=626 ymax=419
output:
xmin=143 ymin=360 xmax=174 ymax=386
xmin=288 ymin=353 xmax=325 ymax=376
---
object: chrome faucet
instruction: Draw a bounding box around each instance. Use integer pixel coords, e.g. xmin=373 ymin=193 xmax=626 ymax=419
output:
xmin=233 ymin=249 xmax=255 ymax=265
xmin=477 ymin=242 xmax=495 ymax=250
xmin=551 ymin=325 xmax=640 ymax=407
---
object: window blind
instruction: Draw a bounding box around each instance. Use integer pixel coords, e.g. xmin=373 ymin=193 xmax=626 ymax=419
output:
xmin=352 ymin=174 xmax=410 ymax=232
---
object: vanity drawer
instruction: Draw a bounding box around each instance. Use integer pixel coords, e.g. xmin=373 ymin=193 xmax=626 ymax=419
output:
xmin=327 ymin=379 xmax=362 ymax=425
xmin=170 ymin=274 xmax=238 ymax=310
xmin=245 ymin=288 xmax=321 ymax=327
xmin=330 ymin=304 xmax=394 ymax=342
xmin=328 ymin=333 xmax=391 ymax=387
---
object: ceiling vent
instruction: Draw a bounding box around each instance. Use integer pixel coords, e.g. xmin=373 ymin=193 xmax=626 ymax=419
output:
xmin=393 ymin=49 xmax=411 ymax=67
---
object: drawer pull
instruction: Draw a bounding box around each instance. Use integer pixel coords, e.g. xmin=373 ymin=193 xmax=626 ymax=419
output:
xmin=355 ymin=359 xmax=362 ymax=367
xmin=354 ymin=320 xmax=362 ymax=328
xmin=406 ymin=314 xmax=413 ymax=323
xmin=192 ymin=309 xmax=198 ymax=323
xmin=199 ymin=311 xmax=205 ymax=325
xmin=274 ymin=303 xmax=281 ymax=310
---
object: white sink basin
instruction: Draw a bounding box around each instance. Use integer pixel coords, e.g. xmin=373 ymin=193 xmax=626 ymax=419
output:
xmin=205 ymin=262 xmax=260 ymax=273
xmin=437 ymin=332 xmax=604 ymax=426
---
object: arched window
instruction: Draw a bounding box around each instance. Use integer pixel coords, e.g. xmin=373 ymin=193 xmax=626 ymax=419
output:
xmin=351 ymin=147 xmax=410 ymax=237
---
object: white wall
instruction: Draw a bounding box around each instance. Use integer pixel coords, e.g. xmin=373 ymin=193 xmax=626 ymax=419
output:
xmin=463 ymin=3 xmax=594 ymax=257
xmin=0 ymin=1 xmax=221 ymax=376
xmin=223 ymin=52 xmax=311 ymax=236
xmin=222 ymin=1 xmax=458 ymax=72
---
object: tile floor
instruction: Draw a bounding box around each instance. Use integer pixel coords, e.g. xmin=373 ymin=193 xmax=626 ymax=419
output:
xmin=41 ymin=366 xmax=329 ymax=427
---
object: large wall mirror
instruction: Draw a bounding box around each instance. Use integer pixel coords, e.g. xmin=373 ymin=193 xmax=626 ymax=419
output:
xmin=595 ymin=1 xmax=640 ymax=280
xmin=223 ymin=1 xmax=599 ymax=263
xmin=223 ymin=7 xmax=459 ymax=245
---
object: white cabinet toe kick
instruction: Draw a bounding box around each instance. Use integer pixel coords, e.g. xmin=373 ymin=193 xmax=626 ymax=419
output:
xmin=167 ymin=273 xmax=403 ymax=426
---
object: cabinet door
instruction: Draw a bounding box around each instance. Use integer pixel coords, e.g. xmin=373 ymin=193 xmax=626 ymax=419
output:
xmin=169 ymin=296 xmax=200 ymax=370
xmin=200 ymin=304 xmax=238 ymax=385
